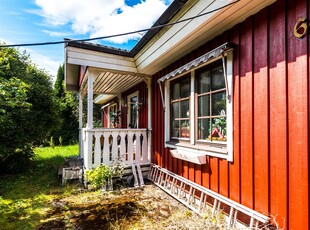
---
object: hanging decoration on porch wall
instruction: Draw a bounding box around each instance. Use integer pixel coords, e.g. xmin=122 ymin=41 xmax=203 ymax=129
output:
xmin=294 ymin=18 xmax=308 ymax=38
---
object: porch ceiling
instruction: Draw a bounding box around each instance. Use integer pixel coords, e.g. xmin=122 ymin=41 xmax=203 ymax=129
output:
xmin=80 ymin=67 xmax=147 ymax=104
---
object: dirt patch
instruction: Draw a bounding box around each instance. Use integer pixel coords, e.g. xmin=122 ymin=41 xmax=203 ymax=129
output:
xmin=36 ymin=184 xmax=209 ymax=229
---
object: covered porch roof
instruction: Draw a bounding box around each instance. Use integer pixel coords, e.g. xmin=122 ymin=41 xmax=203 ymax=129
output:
xmin=65 ymin=45 xmax=151 ymax=104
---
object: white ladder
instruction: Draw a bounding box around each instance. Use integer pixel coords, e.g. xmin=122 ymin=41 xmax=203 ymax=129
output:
xmin=148 ymin=164 xmax=270 ymax=229
xmin=132 ymin=163 xmax=145 ymax=187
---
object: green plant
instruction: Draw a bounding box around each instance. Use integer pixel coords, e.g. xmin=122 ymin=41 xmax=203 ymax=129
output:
xmin=213 ymin=117 xmax=226 ymax=135
xmin=110 ymin=156 xmax=124 ymax=178
xmin=86 ymin=164 xmax=112 ymax=189
xmin=49 ymin=136 xmax=55 ymax=148
xmin=59 ymin=136 xmax=63 ymax=146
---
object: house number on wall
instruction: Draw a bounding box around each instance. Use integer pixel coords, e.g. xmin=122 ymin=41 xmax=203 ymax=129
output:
xmin=294 ymin=18 xmax=308 ymax=38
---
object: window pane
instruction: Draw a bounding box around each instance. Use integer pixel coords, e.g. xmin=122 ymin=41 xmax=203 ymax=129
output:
xmin=198 ymin=95 xmax=210 ymax=117
xmin=211 ymin=117 xmax=227 ymax=142
xmin=130 ymin=96 xmax=138 ymax=128
xmin=171 ymin=81 xmax=180 ymax=100
xmin=211 ymin=66 xmax=225 ymax=91
xmin=198 ymin=70 xmax=211 ymax=93
xmin=180 ymin=77 xmax=190 ymax=98
xmin=171 ymin=120 xmax=180 ymax=138
xmin=172 ymin=102 xmax=180 ymax=118
xmin=212 ymin=92 xmax=226 ymax=116
xmin=180 ymin=100 xmax=189 ymax=118
xmin=198 ymin=118 xmax=210 ymax=140
xmin=180 ymin=120 xmax=190 ymax=138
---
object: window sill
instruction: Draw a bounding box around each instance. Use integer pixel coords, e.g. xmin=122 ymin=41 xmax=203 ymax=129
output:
xmin=165 ymin=141 xmax=231 ymax=164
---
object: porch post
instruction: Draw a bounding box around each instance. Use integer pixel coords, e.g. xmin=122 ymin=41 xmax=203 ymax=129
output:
xmin=85 ymin=75 xmax=94 ymax=169
xmin=78 ymin=92 xmax=83 ymax=159
xmin=87 ymin=76 xmax=94 ymax=129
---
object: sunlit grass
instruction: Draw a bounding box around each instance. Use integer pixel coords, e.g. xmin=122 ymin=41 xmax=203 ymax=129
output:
xmin=0 ymin=145 xmax=79 ymax=230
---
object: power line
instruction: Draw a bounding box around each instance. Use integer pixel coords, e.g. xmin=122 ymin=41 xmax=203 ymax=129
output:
xmin=0 ymin=0 xmax=239 ymax=48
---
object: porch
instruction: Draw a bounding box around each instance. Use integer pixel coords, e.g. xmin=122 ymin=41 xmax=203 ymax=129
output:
xmin=65 ymin=43 xmax=153 ymax=170
xmin=81 ymin=128 xmax=151 ymax=169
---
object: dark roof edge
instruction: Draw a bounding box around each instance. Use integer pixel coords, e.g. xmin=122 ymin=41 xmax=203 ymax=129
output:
xmin=65 ymin=0 xmax=189 ymax=57
xmin=64 ymin=38 xmax=132 ymax=57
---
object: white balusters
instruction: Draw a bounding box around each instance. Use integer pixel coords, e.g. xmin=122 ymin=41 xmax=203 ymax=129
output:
xmin=103 ymin=132 xmax=110 ymax=166
xmin=83 ymin=128 xmax=149 ymax=169
xmin=119 ymin=131 xmax=126 ymax=160
xmin=93 ymin=132 xmax=102 ymax=167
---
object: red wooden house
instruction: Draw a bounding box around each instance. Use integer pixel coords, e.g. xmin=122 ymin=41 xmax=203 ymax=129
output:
xmin=65 ymin=0 xmax=309 ymax=229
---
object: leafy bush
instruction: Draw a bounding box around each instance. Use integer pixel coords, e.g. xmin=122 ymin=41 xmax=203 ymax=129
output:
xmin=50 ymin=64 xmax=78 ymax=146
xmin=86 ymin=164 xmax=112 ymax=189
xmin=0 ymin=45 xmax=60 ymax=174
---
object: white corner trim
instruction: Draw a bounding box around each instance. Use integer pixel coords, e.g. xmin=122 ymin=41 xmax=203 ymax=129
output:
xmin=164 ymin=80 xmax=170 ymax=143
xmin=226 ymin=51 xmax=233 ymax=162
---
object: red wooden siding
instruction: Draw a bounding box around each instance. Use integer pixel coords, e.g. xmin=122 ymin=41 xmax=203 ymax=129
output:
xmin=151 ymin=0 xmax=309 ymax=229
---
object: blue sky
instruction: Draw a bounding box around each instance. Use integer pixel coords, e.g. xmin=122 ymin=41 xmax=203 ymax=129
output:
xmin=0 ymin=0 xmax=172 ymax=80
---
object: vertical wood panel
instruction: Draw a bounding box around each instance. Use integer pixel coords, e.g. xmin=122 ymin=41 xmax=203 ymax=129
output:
xmin=195 ymin=164 xmax=202 ymax=185
xmin=202 ymin=158 xmax=210 ymax=189
xmin=268 ymin=0 xmax=287 ymax=228
xmin=218 ymin=31 xmax=230 ymax=198
xmin=239 ymin=17 xmax=254 ymax=209
xmin=229 ymin=24 xmax=241 ymax=203
xmin=253 ymin=8 xmax=269 ymax=213
xmin=188 ymin=162 xmax=195 ymax=182
xmin=287 ymin=0 xmax=309 ymax=229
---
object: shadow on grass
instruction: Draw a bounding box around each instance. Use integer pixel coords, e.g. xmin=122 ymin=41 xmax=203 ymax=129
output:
xmin=0 ymin=150 xmax=78 ymax=200
xmin=0 ymin=146 xmax=79 ymax=229
xmin=37 ymin=198 xmax=146 ymax=229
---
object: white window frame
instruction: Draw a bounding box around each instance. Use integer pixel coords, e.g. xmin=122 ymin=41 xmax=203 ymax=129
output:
xmin=164 ymin=51 xmax=234 ymax=162
xmin=127 ymin=91 xmax=139 ymax=128
xmin=107 ymin=103 xmax=117 ymax=128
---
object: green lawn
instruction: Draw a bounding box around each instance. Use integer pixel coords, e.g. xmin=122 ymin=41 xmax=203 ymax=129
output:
xmin=0 ymin=145 xmax=79 ymax=229
xmin=0 ymin=145 xmax=247 ymax=229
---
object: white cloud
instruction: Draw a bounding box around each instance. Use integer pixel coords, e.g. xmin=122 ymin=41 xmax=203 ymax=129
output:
xmin=42 ymin=29 xmax=74 ymax=37
xmin=34 ymin=0 xmax=172 ymax=44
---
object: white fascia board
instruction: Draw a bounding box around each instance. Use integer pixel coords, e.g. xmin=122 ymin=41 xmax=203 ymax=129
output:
xmin=66 ymin=46 xmax=137 ymax=73
xmin=135 ymin=0 xmax=276 ymax=75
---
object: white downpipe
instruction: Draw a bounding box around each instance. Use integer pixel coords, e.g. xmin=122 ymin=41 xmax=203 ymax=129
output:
xmin=147 ymin=78 xmax=152 ymax=163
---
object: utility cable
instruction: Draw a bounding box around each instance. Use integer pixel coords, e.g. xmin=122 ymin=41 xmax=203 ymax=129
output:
xmin=0 ymin=0 xmax=239 ymax=48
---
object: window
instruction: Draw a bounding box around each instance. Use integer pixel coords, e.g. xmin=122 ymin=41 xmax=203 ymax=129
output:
xmin=108 ymin=103 xmax=118 ymax=128
xmin=127 ymin=91 xmax=139 ymax=128
xmin=196 ymin=62 xmax=227 ymax=143
xmin=170 ymin=75 xmax=190 ymax=139
xmin=164 ymin=51 xmax=233 ymax=162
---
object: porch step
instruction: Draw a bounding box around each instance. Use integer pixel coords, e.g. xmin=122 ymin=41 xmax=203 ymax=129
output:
xmin=148 ymin=164 xmax=270 ymax=229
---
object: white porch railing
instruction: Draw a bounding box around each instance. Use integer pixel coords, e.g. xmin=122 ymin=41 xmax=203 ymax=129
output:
xmin=81 ymin=128 xmax=150 ymax=169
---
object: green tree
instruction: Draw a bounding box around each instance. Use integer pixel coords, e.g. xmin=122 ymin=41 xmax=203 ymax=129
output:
xmin=0 ymin=45 xmax=60 ymax=173
xmin=52 ymin=64 xmax=79 ymax=145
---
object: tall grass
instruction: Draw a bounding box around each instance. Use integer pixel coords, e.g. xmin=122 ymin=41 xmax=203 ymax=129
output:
xmin=0 ymin=145 xmax=78 ymax=229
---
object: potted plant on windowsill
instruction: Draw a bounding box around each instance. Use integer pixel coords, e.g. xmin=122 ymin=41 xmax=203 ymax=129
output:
xmin=181 ymin=121 xmax=190 ymax=138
